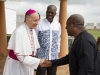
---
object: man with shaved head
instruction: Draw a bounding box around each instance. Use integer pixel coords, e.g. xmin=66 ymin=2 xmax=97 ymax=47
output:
xmin=3 ymin=9 xmax=46 ymax=75
xmin=35 ymin=5 xmax=61 ymax=75
xmin=45 ymin=14 xmax=100 ymax=75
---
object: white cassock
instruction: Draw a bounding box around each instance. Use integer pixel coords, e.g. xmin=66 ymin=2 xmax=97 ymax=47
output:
xmin=3 ymin=23 xmax=40 ymax=75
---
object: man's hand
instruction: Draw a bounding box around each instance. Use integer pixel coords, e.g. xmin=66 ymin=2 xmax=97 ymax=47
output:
xmin=45 ymin=60 xmax=52 ymax=67
xmin=39 ymin=59 xmax=52 ymax=67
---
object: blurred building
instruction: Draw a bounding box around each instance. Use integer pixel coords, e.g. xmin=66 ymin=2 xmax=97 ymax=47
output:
xmin=16 ymin=14 xmax=24 ymax=27
xmin=97 ymin=23 xmax=100 ymax=30
xmin=85 ymin=23 xmax=94 ymax=29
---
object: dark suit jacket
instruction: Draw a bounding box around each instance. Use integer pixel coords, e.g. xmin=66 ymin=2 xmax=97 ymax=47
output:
xmin=51 ymin=30 xmax=100 ymax=75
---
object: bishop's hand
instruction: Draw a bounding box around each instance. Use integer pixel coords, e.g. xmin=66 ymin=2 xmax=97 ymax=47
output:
xmin=45 ymin=60 xmax=52 ymax=67
xmin=39 ymin=58 xmax=47 ymax=67
xmin=39 ymin=59 xmax=52 ymax=67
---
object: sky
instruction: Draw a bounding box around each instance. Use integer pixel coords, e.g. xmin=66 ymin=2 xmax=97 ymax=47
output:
xmin=5 ymin=0 xmax=100 ymax=25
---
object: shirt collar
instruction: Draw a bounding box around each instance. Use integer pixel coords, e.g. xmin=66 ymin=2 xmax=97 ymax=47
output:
xmin=44 ymin=18 xmax=54 ymax=24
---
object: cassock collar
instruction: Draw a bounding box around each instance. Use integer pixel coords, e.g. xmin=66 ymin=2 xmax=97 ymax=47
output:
xmin=25 ymin=23 xmax=33 ymax=31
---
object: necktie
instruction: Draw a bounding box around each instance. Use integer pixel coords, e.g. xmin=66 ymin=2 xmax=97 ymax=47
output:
xmin=30 ymin=29 xmax=35 ymax=56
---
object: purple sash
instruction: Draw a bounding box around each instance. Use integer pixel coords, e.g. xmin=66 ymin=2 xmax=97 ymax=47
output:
xmin=9 ymin=50 xmax=32 ymax=61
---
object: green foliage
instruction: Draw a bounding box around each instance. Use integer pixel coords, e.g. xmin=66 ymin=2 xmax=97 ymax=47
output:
xmin=7 ymin=34 xmax=11 ymax=43
xmin=86 ymin=30 xmax=100 ymax=40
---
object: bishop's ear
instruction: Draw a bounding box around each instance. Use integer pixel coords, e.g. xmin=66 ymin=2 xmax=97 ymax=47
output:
xmin=26 ymin=17 xmax=31 ymax=22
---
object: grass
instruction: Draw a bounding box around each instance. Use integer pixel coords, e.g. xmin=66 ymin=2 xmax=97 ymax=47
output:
xmin=86 ymin=30 xmax=100 ymax=40
xmin=6 ymin=30 xmax=100 ymax=42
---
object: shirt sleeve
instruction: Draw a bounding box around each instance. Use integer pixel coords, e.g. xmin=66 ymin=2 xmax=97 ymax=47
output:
xmin=58 ymin=23 xmax=61 ymax=53
xmin=51 ymin=54 xmax=69 ymax=66
xmin=76 ymin=39 xmax=94 ymax=75
xmin=17 ymin=55 xmax=40 ymax=69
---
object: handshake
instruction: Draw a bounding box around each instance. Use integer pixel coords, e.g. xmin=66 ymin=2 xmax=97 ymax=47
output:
xmin=39 ymin=59 xmax=52 ymax=67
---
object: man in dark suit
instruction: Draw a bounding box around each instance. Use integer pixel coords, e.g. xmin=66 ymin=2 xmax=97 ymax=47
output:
xmin=45 ymin=14 xmax=100 ymax=75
